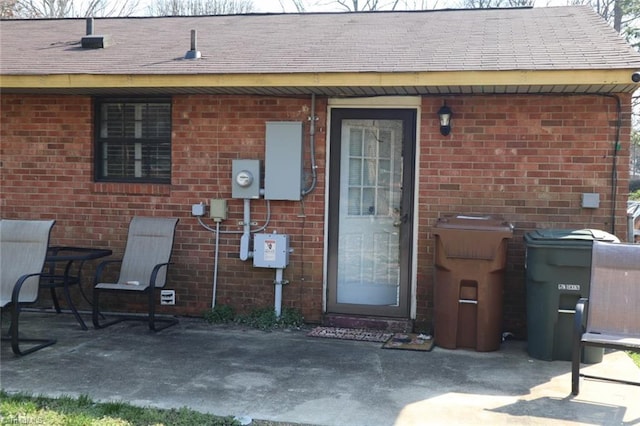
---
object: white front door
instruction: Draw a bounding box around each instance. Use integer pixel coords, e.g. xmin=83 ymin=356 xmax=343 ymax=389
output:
xmin=337 ymin=120 xmax=402 ymax=305
xmin=328 ymin=109 xmax=416 ymax=317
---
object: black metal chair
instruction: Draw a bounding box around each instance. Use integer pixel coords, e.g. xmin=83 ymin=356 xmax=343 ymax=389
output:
xmin=92 ymin=216 xmax=179 ymax=332
xmin=1 ymin=219 xmax=57 ymax=356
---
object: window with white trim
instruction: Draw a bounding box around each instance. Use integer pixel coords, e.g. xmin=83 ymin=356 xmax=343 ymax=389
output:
xmin=95 ymin=98 xmax=171 ymax=183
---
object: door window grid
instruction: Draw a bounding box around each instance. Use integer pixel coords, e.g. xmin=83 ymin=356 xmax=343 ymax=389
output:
xmin=347 ymin=127 xmax=394 ymax=217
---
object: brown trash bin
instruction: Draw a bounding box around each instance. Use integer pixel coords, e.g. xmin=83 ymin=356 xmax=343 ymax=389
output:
xmin=433 ymin=214 xmax=513 ymax=352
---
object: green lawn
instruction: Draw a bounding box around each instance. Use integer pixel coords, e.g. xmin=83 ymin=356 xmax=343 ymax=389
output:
xmin=0 ymin=391 xmax=241 ymax=426
xmin=0 ymin=391 xmax=307 ymax=426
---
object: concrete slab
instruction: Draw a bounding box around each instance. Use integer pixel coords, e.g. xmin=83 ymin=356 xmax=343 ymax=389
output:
xmin=2 ymin=312 xmax=639 ymax=426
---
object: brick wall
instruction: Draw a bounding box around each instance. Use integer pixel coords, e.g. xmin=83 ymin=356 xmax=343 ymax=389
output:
xmin=0 ymin=93 xmax=631 ymax=336
xmin=415 ymin=94 xmax=631 ymax=335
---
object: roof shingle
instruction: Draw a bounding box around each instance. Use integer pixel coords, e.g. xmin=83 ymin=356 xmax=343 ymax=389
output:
xmin=1 ymin=6 xmax=639 ymax=77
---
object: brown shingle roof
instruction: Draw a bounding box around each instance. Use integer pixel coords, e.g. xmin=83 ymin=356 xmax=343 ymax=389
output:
xmin=1 ymin=6 xmax=639 ymax=76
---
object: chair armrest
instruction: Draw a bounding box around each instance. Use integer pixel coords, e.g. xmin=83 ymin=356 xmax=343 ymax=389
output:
xmin=94 ymin=259 xmax=123 ymax=283
xmin=11 ymin=272 xmax=44 ymax=304
xmin=150 ymin=262 xmax=174 ymax=288
xmin=574 ymin=297 xmax=588 ymax=338
xmin=571 ymin=297 xmax=589 ymax=371
xmin=571 ymin=297 xmax=589 ymax=395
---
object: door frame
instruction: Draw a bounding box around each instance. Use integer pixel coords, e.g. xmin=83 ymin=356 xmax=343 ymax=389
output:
xmin=324 ymin=97 xmax=421 ymax=318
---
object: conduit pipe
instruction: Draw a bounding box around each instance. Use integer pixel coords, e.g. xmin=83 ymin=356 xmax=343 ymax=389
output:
xmin=608 ymin=95 xmax=622 ymax=236
xmin=212 ymin=221 xmax=220 ymax=308
xmin=196 ymin=198 xmax=272 ymax=308
xmin=197 ymin=200 xmax=271 ymax=236
xmin=240 ymin=198 xmax=252 ymax=261
xmin=274 ymin=268 xmax=285 ymax=318
xmin=302 ymin=93 xmax=318 ymax=196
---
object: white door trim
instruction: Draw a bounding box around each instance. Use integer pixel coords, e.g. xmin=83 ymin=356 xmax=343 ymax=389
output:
xmin=328 ymin=96 xmax=422 ymax=108
xmin=323 ymin=96 xmax=421 ymax=319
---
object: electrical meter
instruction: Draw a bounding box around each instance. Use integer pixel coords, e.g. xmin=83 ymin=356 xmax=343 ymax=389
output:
xmin=235 ymin=170 xmax=254 ymax=188
xmin=232 ymin=159 xmax=260 ymax=199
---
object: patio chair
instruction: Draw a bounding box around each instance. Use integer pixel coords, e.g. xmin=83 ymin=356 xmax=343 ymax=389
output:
xmin=571 ymin=241 xmax=640 ymax=395
xmin=1 ymin=219 xmax=56 ymax=356
xmin=92 ymin=216 xmax=179 ymax=332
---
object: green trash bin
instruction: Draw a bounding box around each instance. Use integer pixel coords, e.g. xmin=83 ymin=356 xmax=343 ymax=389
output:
xmin=524 ymin=229 xmax=619 ymax=363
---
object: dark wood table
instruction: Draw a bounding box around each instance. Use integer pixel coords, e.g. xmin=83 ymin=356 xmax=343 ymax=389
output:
xmin=41 ymin=246 xmax=112 ymax=330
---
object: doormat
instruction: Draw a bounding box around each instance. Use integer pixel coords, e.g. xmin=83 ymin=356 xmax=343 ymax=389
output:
xmin=382 ymin=333 xmax=434 ymax=351
xmin=307 ymin=326 xmax=393 ymax=343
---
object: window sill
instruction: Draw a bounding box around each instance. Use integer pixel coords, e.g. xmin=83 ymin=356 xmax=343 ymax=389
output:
xmin=91 ymin=182 xmax=171 ymax=196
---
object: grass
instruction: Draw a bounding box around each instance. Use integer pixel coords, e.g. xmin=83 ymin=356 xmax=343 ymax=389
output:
xmin=203 ymin=306 xmax=305 ymax=331
xmin=0 ymin=391 xmax=309 ymax=426
xmin=629 ymin=351 xmax=640 ymax=368
xmin=0 ymin=391 xmax=241 ymax=425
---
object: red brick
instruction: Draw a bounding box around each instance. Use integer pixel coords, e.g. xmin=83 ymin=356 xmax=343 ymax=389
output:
xmin=1 ymin=93 xmax=631 ymax=337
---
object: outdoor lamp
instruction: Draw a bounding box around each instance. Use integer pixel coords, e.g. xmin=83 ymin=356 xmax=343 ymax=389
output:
xmin=438 ymin=103 xmax=452 ymax=136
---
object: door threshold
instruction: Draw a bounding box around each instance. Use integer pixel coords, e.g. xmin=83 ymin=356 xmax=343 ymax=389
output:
xmin=322 ymin=314 xmax=413 ymax=333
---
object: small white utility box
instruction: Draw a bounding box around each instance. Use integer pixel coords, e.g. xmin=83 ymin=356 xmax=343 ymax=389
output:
xmin=253 ymin=233 xmax=290 ymax=268
xmin=581 ymin=193 xmax=600 ymax=209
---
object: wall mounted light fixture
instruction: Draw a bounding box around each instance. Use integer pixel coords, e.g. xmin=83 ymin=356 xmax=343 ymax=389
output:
xmin=438 ymin=103 xmax=452 ymax=136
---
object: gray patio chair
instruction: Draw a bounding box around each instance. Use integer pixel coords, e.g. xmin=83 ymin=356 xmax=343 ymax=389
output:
xmin=571 ymin=241 xmax=640 ymax=395
xmin=1 ymin=219 xmax=56 ymax=356
xmin=92 ymin=216 xmax=179 ymax=332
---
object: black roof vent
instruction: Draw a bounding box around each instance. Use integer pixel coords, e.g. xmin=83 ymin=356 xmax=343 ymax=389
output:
xmin=81 ymin=17 xmax=113 ymax=49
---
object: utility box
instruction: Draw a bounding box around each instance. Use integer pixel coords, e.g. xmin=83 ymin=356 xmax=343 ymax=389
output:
xmin=524 ymin=229 xmax=619 ymax=363
xmin=433 ymin=214 xmax=513 ymax=352
xmin=581 ymin=193 xmax=600 ymax=209
xmin=253 ymin=233 xmax=290 ymax=269
xmin=264 ymin=122 xmax=303 ymax=201
xmin=232 ymin=159 xmax=261 ymax=199
xmin=209 ymin=199 xmax=227 ymax=221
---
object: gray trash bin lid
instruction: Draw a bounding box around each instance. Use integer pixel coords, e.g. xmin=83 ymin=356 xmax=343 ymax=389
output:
xmin=524 ymin=229 xmax=620 ymax=247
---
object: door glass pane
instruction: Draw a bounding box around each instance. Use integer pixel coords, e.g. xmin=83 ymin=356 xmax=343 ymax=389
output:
xmin=379 ymin=130 xmax=392 ymax=157
xmin=337 ymin=119 xmax=403 ymax=306
xmin=379 ymin=159 xmax=391 ymax=185
xmin=363 ymin=159 xmax=375 ymax=186
xmin=362 ymin=188 xmax=375 ymax=215
xmin=348 ymin=188 xmax=361 ymax=215
xmin=349 ymin=130 xmax=363 ymax=156
xmin=349 ymin=158 xmax=362 ymax=185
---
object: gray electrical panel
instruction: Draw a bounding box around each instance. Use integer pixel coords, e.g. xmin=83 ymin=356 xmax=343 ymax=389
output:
xmin=253 ymin=233 xmax=290 ymax=268
xmin=232 ymin=159 xmax=261 ymax=199
xmin=264 ymin=122 xmax=303 ymax=201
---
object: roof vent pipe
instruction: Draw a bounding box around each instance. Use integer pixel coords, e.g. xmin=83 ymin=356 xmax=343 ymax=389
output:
xmin=81 ymin=17 xmax=112 ymax=49
xmin=185 ymin=29 xmax=201 ymax=60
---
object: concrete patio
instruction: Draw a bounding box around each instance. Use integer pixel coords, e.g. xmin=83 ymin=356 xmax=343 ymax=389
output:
xmin=2 ymin=311 xmax=639 ymax=426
